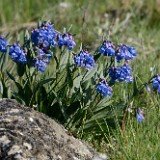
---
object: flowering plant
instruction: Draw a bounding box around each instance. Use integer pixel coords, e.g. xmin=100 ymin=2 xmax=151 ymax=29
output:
xmin=0 ymin=20 xmax=158 ymax=140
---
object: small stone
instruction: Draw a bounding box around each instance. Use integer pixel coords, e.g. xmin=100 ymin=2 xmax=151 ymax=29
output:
xmin=9 ymin=108 xmax=20 ymax=113
xmin=23 ymin=142 xmax=32 ymax=150
xmin=14 ymin=153 xmax=22 ymax=159
xmin=73 ymin=157 xmax=80 ymax=160
xmin=8 ymin=145 xmax=22 ymax=155
xmin=29 ymin=117 xmax=34 ymax=122
xmin=57 ymin=155 xmax=62 ymax=160
xmin=0 ymin=135 xmax=11 ymax=145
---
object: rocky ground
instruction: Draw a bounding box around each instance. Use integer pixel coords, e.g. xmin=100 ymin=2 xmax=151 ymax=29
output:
xmin=0 ymin=99 xmax=107 ymax=160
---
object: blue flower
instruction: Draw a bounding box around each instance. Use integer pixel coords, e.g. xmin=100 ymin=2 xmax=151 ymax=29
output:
xmin=109 ymin=64 xmax=133 ymax=83
xmin=116 ymin=44 xmax=137 ymax=62
xmin=33 ymin=47 xmax=52 ymax=72
xmin=9 ymin=43 xmax=27 ymax=63
xmin=31 ymin=21 xmax=57 ymax=48
xmin=34 ymin=59 xmax=47 ymax=72
xmin=58 ymin=33 xmax=76 ymax=50
xmin=145 ymin=84 xmax=151 ymax=92
xmin=99 ymin=40 xmax=115 ymax=56
xmin=136 ymin=108 xmax=144 ymax=123
xmin=36 ymin=47 xmax=52 ymax=58
xmin=0 ymin=35 xmax=8 ymax=53
xmin=96 ymin=78 xmax=112 ymax=96
xmin=152 ymin=75 xmax=160 ymax=93
xmin=74 ymin=49 xmax=95 ymax=70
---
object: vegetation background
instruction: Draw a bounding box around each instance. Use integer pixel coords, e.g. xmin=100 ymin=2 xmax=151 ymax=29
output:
xmin=0 ymin=0 xmax=160 ymax=159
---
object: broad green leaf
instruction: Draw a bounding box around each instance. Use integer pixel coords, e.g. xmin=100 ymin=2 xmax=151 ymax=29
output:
xmin=6 ymin=71 xmax=16 ymax=81
xmin=17 ymin=63 xmax=26 ymax=77
xmin=38 ymin=78 xmax=55 ymax=86
xmin=133 ymin=75 xmax=139 ymax=96
xmin=96 ymin=97 xmax=113 ymax=108
xmin=83 ymin=67 xmax=97 ymax=81
xmin=71 ymin=75 xmax=83 ymax=93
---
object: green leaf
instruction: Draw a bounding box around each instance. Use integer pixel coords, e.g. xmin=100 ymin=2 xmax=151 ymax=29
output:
xmin=83 ymin=67 xmax=97 ymax=81
xmin=6 ymin=71 xmax=16 ymax=81
xmin=0 ymin=53 xmax=9 ymax=72
xmin=133 ymin=76 xmax=139 ymax=96
xmin=0 ymin=53 xmax=5 ymax=71
xmin=38 ymin=78 xmax=55 ymax=86
xmin=17 ymin=63 xmax=26 ymax=77
xmin=51 ymin=89 xmax=67 ymax=120
xmin=24 ymin=30 xmax=30 ymax=42
xmin=60 ymin=51 xmax=68 ymax=69
xmin=0 ymin=81 xmax=3 ymax=94
xmin=53 ymin=53 xmax=59 ymax=69
xmin=96 ymin=97 xmax=113 ymax=108
xmin=94 ymin=52 xmax=101 ymax=61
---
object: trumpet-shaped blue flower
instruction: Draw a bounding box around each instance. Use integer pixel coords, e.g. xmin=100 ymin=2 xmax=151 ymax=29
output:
xmin=74 ymin=49 xmax=95 ymax=70
xmin=34 ymin=59 xmax=47 ymax=72
xmin=152 ymin=75 xmax=160 ymax=93
xmin=36 ymin=47 xmax=52 ymax=58
xmin=109 ymin=64 xmax=133 ymax=83
xmin=31 ymin=21 xmax=57 ymax=48
xmin=136 ymin=108 xmax=144 ymax=123
xmin=58 ymin=33 xmax=76 ymax=50
xmin=145 ymin=84 xmax=151 ymax=92
xmin=0 ymin=36 xmax=8 ymax=53
xmin=9 ymin=43 xmax=27 ymax=63
xmin=99 ymin=40 xmax=115 ymax=56
xmin=116 ymin=44 xmax=137 ymax=62
xmin=96 ymin=78 xmax=112 ymax=96
xmin=33 ymin=47 xmax=52 ymax=72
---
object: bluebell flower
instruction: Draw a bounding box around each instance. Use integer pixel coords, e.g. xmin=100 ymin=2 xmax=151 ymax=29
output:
xmin=34 ymin=59 xmax=47 ymax=72
xmin=31 ymin=21 xmax=57 ymax=48
xmin=116 ymin=44 xmax=137 ymax=62
xmin=58 ymin=33 xmax=76 ymax=50
xmin=136 ymin=108 xmax=144 ymax=123
xmin=36 ymin=47 xmax=52 ymax=58
xmin=152 ymin=75 xmax=160 ymax=93
xmin=74 ymin=49 xmax=95 ymax=70
xmin=99 ymin=40 xmax=115 ymax=56
xmin=33 ymin=47 xmax=52 ymax=72
xmin=109 ymin=64 xmax=133 ymax=83
xmin=0 ymin=35 xmax=8 ymax=53
xmin=96 ymin=78 xmax=112 ymax=96
xmin=145 ymin=84 xmax=151 ymax=92
xmin=9 ymin=43 xmax=27 ymax=63
xmin=36 ymin=47 xmax=46 ymax=56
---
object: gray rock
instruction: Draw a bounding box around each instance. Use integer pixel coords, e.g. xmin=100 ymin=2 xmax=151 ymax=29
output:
xmin=0 ymin=99 xmax=107 ymax=160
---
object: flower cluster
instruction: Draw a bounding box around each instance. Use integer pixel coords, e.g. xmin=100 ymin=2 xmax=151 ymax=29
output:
xmin=96 ymin=78 xmax=112 ymax=97
xmin=109 ymin=64 xmax=133 ymax=83
xmin=99 ymin=40 xmax=115 ymax=56
xmin=74 ymin=49 xmax=95 ymax=70
xmin=98 ymin=40 xmax=136 ymax=85
xmin=31 ymin=21 xmax=57 ymax=48
xmin=34 ymin=47 xmax=52 ymax=72
xmin=0 ymin=36 xmax=8 ymax=53
xmin=99 ymin=40 xmax=137 ymax=62
xmin=9 ymin=43 xmax=27 ymax=64
xmin=116 ymin=44 xmax=137 ymax=62
xmin=58 ymin=33 xmax=76 ymax=50
xmin=30 ymin=21 xmax=76 ymax=72
xmin=2 ymin=21 xmax=76 ymax=72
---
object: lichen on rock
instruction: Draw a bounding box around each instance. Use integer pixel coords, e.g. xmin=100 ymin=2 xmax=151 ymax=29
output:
xmin=0 ymin=99 xmax=106 ymax=160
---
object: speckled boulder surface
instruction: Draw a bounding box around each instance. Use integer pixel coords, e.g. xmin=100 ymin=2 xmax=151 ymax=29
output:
xmin=0 ymin=99 xmax=102 ymax=160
